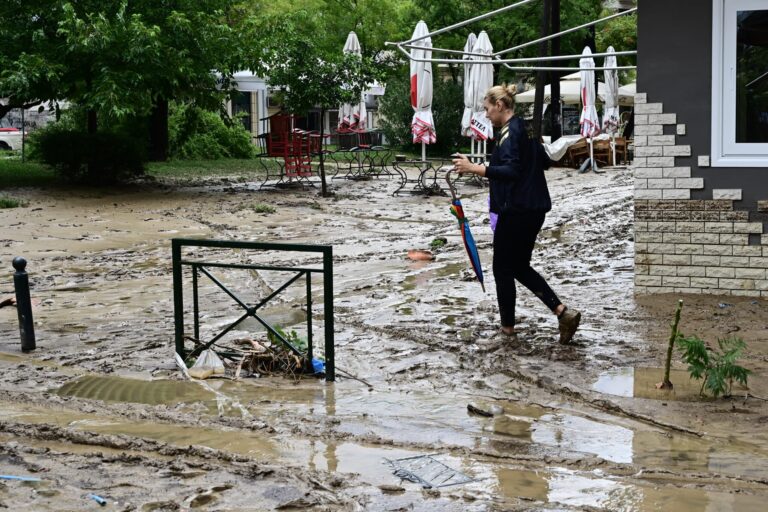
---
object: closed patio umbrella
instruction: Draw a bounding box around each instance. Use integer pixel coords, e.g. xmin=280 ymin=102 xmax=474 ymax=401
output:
xmin=460 ymin=32 xmax=477 ymax=139
xmin=410 ymin=21 xmax=436 ymax=161
xmin=602 ymin=46 xmax=620 ymax=165
xmin=579 ymin=46 xmax=601 ymax=172
xmin=338 ymin=31 xmax=366 ymax=131
xmin=468 ymin=31 xmax=494 ymax=146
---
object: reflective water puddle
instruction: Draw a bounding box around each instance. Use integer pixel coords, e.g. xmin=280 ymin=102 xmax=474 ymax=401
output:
xmin=592 ymin=367 xmax=705 ymax=401
xmin=1 ymin=399 xmax=762 ymax=512
xmin=50 ymin=374 xmax=768 ymax=481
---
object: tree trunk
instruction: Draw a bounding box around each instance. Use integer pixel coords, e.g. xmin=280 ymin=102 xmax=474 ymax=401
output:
xmin=549 ymin=0 xmax=562 ymax=142
xmin=87 ymin=110 xmax=98 ymax=134
xmin=149 ymin=98 xmax=169 ymax=161
xmin=532 ymin=0 xmax=550 ymax=139
xmin=319 ymin=107 xmax=328 ymax=196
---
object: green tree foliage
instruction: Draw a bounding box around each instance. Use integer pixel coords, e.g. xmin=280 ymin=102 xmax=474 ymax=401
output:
xmin=245 ymin=0 xmax=413 ymax=62
xmin=378 ymin=68 xmax=463 ymax=154
xmin=0 ymin=1 xmax=257 ymax=125
xmin=596 ymin=11 xmax=637 ymax=83
xmin=260 ymin=12 xmax=384 ymax=195
xmin=169 ymin=103 xmax=254 ymax=160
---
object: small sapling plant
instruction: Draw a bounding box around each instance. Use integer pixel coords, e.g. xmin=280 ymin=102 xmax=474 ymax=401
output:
xmin=657 ymin=299 xmax=750 ymax=398
xmin=676 ymin=334 xmax=750 ymax=398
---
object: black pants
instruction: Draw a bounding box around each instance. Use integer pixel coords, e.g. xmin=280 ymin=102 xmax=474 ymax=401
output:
xmin=493 ymin=211 xmax=562 ymax=327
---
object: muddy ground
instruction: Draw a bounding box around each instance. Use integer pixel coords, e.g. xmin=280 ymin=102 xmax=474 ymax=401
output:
xmin=1 ymin=164 xmax=767 ymax=511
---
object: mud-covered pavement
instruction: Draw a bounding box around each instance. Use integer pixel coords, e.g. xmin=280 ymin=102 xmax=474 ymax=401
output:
xmin=1 ymin=166 xmax=768 ymax=511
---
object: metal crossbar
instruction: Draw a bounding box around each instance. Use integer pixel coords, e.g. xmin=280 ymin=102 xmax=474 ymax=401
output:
xmin=172 ymin=238 xmax=335 ymax=381
xmin=385 ymin=1 xmax=637 ymax=72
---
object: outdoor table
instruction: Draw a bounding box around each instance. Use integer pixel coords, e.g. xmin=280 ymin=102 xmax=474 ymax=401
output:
xmin=392 ymin=158 xmax=452 ymax=196
xmin=329 ymin=145 xmax=395 ymax=181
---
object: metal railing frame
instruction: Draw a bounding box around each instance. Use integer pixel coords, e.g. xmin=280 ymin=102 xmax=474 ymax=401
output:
xmin=172 ymin=238 xmax=335 ymax=381
xmin=385 ymin=2 xmax=638 ymax=72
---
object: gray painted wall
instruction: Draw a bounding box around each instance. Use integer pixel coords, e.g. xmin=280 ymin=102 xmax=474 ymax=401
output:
xmin=638 ymin=0 xmax=767 ymax=217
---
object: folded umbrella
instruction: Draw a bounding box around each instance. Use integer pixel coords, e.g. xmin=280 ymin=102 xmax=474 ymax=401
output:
xmin=445 ymin=169 xmax=485 ymax=292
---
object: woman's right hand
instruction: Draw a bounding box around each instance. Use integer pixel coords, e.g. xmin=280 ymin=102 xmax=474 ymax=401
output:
xmin=452 ymin=153 xmax=486 ymax=177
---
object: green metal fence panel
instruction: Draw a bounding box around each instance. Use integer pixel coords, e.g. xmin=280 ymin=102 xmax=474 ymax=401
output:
xmin=171 ymin=238 xmax=335 ymax=381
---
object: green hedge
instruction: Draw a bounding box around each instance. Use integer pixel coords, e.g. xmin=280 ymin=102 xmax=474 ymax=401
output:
xmin=32 ymin=130 xmax=145 ymax=185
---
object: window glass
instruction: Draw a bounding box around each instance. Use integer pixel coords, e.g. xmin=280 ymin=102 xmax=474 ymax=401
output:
xmin=232 ymin=91 xmax=252 ymax=133
xmin=735 ymin=9 xmax=768 ymax=143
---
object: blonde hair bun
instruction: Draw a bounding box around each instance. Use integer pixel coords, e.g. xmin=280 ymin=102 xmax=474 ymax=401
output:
xmin=484 ymin=83 xmax=516 ymax=110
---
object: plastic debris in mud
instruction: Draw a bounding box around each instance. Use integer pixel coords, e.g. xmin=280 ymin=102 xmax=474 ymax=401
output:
xmin=87 ymin=493 xmax=107 ymax=506
xmin=384 ymin=454 xmax=479 ymax=489
xmin=189 ymin=349 xmax=226 ymax=380
xmin=0 ymin=474 xmax=41 ymax=482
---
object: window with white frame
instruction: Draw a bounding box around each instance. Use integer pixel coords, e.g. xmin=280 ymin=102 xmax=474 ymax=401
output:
xmin=712 ymin=0 xmax=768 ymax=166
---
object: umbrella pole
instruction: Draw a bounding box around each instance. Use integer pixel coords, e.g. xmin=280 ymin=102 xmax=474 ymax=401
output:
xmin=421 ymin=141 xmax=426 ymax=162
xmin=611 ymin=133 xmax=616 ymax=166
xmin=589 ymin=138 xmax=595 ymax=171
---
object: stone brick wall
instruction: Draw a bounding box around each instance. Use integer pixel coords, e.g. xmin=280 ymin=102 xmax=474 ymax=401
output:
xmin=633 ymin=93 xmax=768 ymax=297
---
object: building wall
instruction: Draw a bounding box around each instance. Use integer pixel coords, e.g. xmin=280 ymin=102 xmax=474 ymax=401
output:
xmin=635 ymin=0 xmax=768 ymax=296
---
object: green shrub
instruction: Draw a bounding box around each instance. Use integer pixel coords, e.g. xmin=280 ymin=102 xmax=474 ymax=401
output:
xmin=169 ymin=103 xmax=254 ymax=159
xmin=31 ymin=129 xmax=146 ymax=185
xmin=0 ymin=196 xmax=25 ymax=208
xmin=251 ymin=202 xmax=276 ymax=214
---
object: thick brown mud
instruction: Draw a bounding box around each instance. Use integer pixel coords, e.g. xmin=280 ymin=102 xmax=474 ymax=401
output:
xmin=1 ymin=166 xmax=767 ymax=510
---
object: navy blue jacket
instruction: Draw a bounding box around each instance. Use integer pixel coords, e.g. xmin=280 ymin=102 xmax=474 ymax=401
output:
xmin=485 ymin=117 xmax=552 ymax=214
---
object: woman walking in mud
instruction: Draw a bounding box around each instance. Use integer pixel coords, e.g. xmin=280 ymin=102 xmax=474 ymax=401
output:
xmin=452 ymin=84 xmax=581 ymax=344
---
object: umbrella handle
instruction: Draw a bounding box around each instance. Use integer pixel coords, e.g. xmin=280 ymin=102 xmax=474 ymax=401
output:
xmin=444 ymin=167 xmax=459 ymax=201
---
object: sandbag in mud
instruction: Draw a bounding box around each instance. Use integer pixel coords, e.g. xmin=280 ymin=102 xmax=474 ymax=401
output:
xmin=189 ymin=349 xmax=225 ymax=380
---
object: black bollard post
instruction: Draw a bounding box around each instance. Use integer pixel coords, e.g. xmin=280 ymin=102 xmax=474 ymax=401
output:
xmin=12 ymin=257 xmax=36 ymax=352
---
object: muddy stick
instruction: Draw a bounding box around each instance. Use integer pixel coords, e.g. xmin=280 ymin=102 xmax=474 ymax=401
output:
xmin=659 ymin=299 xmax=683 ymax=390
xmin=334 ymin=366 xmax=373 ymax=389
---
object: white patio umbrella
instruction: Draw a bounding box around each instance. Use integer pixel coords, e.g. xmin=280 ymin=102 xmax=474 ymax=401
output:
xmin=410 ymin=21 xmax=435 ymax=161
xmin=460 ymin=32 xmax=477 ymax=140
xmin=516 ymin=72 xmax=606 ymax=105
xmin=579 ymin=46 xmax=601 ymax=171
xmin=468 ymin=30 xmax=494 ymax=151
xmin=617 ymin=82 xmax=636 ymax=106
xmin=602 ymin=46 xmax=620 ymax=165
xmin=338 ymin=31 xmax=366 ymax=131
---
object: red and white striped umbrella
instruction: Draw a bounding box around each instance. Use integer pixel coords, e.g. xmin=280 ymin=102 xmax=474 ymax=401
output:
xmin=410 ymin=21 xmax=436 ymax=147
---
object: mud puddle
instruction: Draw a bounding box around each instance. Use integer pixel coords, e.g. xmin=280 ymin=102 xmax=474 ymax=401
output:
xmin=593 ymin=367 xmax=710 ymax=401
xmin=1 ymin=397 xmax=763 ymax=511
xmin=47 ymin=374 xmax=768 ymax=482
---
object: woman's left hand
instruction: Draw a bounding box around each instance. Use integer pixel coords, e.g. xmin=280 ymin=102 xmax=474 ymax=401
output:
xmin=451 ymin=153 xmax=485 ymax=177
